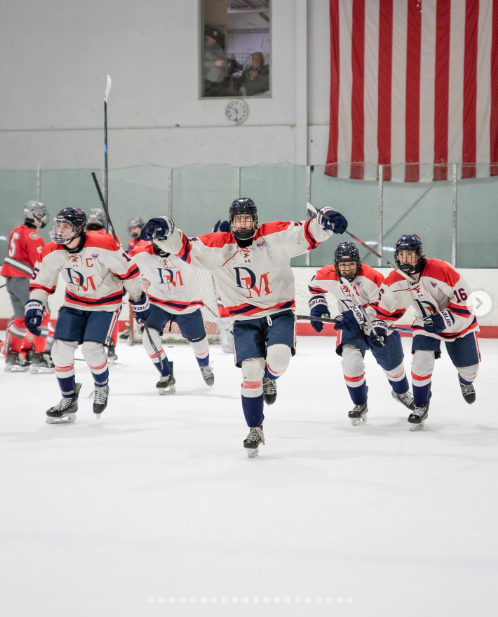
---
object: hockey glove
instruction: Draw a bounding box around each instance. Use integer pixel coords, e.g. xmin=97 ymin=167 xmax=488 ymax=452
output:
xmin=130 ymin=292 xmax=151 ymax=324
xmin=24 ymin=300 xmax=44 ymax=336
xmin=212 ymin=219 xmax=231 ymax=233
xmin=309 ymin=296 xmax=330 ymax=333
xmin=334 ymin=307 xmax=366 ymax=333
xmin=423 ymin=309 xmax=455 ymax=334
xmin=316 ymin=207 xmax=348 ymax=234
xmin=141 ymin=217 xmax=175 ymax=242
xmin=368 ymin=320 xmax=388 ymax=348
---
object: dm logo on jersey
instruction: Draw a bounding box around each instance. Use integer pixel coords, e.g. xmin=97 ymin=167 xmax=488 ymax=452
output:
xmin=157 ymin=268 xmax=184 ymax=289
xmin=234 ymin=267 xmax=271 ymax=299
xmin=65 ymin=268 xmax=96 ymax=292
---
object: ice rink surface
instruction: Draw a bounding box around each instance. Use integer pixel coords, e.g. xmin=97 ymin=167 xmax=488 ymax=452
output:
xmin=1 ymin=336 xmax=497 ymax=617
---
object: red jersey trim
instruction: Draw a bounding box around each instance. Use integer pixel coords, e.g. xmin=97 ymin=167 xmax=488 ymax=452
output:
xmin=358 ymin=264 xmax=384 ymax=286
xmin=315 ymin=264 xmax=339 ymax=282
xmin=29 ymin=282 xmax=57 ymax=295
xmin=129 ymin=242 xmax=155 ymax=257
xmin=198 ymin=232 xmax=237 ymax=249
xmin=422 ymin=258 xmax=460 ymax=287
xmin=254 ymin=221 xmax=292 ymax=239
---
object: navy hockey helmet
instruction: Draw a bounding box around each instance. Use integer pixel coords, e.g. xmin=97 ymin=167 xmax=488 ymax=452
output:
xmin=395 ymin=234 xmax=425 ymax=275
xmin=334 ymin=241 xmax=361 ymax=282
xmin=128 ymin=217 xmax=144 ymax=238
xmin=229 ymin=197 xmax=258 ymax=240
xmin=86 ymin=208 xmax=106 ymax=230
xmin=24 ymin=200 xmax=49 ymax=228
xmin=50 ymin=208 xmax=87 ymax=245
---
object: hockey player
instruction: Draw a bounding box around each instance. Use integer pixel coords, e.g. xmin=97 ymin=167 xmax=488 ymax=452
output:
xmin=373 ymin=234 xmax=480 ymax=430
xmin=85 ymin=208 xmax=120 ymax=364
xmin=129 ymin=240 xmax=214 ymax=393
xmin=308 ymin=242 xmax=414 ymax=425
xmin=141 ymin=198 xmax=348 ymax=457
xmin=0 ymin=201 xmax=53 ymax=373
xmin=126 ymin=217 xmax=144 ymax=253
xmin=25 ymin=208 xmax=148 ymax=424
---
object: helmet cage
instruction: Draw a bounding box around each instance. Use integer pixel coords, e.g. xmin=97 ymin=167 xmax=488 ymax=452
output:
xmin=395 ymin=235 xmax=424 ymax=275
xmin=229 ymin=198 xmax=258 ymax=240
xmin=334 ymin=242 xmax=361 ymax=282
xmin=50 ymin=217 xmax=85 ymax=245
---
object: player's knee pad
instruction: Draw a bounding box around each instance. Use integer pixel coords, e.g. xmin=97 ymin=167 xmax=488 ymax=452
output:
xmin=242 ymin=357 xmax=266 ymax=383
xmin=81 ymin=341 xmax=107 ymax=369
xmin=341 ymin=344 xmax=365 ymax=377
xmin=411 ymin=350 xmax=435 ymax=386
xmin=266 ymin=344 xmax=291 ymax=378
xmin=458 ymin=363 xmax=479 ymax=382
xmin=142 ymin=327 xmax=162 ymax=356
xmin=52 ymin=339 xmax=78 ymax=366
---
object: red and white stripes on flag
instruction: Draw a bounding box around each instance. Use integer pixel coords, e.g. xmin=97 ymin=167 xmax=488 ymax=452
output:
xmin=326 ymin=0 xmax=498 ymax=182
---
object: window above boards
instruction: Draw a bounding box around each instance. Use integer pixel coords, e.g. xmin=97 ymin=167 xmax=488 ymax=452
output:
xmin=201 ymin=0 xmax=271 ymax=100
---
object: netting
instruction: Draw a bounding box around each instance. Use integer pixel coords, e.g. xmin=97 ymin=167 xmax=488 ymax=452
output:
xmin=129 ymin=268 xmax=220 ymax=345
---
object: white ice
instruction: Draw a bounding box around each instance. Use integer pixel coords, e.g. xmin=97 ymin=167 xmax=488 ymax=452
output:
xmin=1 ymin=337 xmax=497 ymax=617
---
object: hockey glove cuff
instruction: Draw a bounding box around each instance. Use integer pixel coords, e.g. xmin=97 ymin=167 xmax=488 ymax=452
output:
xmin=130 ymin=292 xmax=151 ymax=324
xmin=335 ymin=307 xmax=366 ymax=332
xmin=316 ymin=207 xmax=348 ymax=234
xmin=141 ymin=217 xmax=175 ymax=242
xmin=309 ymin=296 xmax=330 ymax=333
xmin=423 ymin=309 xmax=455 ymax=334
xmin=368 ymin=320 xmax=388 ymax=348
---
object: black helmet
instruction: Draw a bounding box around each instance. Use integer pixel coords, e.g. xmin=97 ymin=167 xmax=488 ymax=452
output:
xmin=395 ymin=234 xmax=425 ymax=275
xmin=229 ymin=197 xmax=258 ymax=240
xmin=334 ymin=242 xmax=361 ymax=282
xmin=50 ymin=208 xmax=87 ymax=245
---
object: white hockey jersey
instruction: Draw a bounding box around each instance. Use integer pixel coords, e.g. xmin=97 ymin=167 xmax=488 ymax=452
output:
xmin=129 ymin=243 xmax=204 ymax=314
xmin=308 ymin=263 xmax=384 ymax=320
xmin=29 ymin=232 xmax=143 ymax=312
xmin=155 ymin=219 xmax=334 ymax=320
xmin=375 ymin=258 xmax=479 ymax=341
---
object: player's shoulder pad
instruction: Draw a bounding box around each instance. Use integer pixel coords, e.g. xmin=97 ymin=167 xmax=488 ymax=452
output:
xmin=84 ymin=231 xmax=120 ymax=251
xmin=422 ymin=258 xmax=460 ymax=287
xmin=40 ymin=242 xmax=66 ymax=259
xmin=315 ymin=264 xmax=339 ymax=281
xmin=255 ymin=221 xmax=292 ymax=238
xmin=383 ymin=270 xmax=407 ymax=287
xmin=129 ymin=241 xmax=154 ymax=257
xmin=197 ymin=231 xmax=237 ymax=248
xmin=358 ymin=264 xmax=384 ymax=285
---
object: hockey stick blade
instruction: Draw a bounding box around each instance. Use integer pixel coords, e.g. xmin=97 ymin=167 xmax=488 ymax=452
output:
xmin=105 ymin=75 xmax=112 ymax=103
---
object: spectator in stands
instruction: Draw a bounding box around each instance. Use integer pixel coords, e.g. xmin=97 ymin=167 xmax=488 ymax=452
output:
xmin=239 ymin=52 xmax=270 ymax=97
xmin=204 ymin=25 xmax=227 ymax=97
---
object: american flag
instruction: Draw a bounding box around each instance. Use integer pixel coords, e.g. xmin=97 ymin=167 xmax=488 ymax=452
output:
xmin=325 ymin=0 xmax=498 ymax=181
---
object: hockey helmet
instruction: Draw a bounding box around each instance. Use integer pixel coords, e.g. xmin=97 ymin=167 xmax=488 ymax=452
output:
xmin=86 ymin=208 xmax=106 ymax=230
xmin=24 ymin=201 xmax=48 ymax=228
xmin=229 ymin=197 xmax=258 ymax=240
xmin=50 ymin=208 xmax=87 ymax=245
xmin=334 ymin=242 xmax=361 ymax=282
xmin=128 ymin=217 xmax=144 ymax=238
xmin=395 ymin=234 xmax=425 ymax=275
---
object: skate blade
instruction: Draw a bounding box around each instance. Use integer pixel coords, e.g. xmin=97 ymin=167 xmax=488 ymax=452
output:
xmin=30 ymin=367 xmax=55 ymax=374
xmin=46 ymin=413 xmax=76 ymax=424
xmin=95 ymin=413 xmax=101 ymax=420
xmin=351 ymin=415 xmax=367 ymax=426
xmin=5 ymin=365 xmax=30 ymax=373
xmin=247 ymin=446 xmax=259 ymax=458
xmin=158 ymin=385 xmax=176 ymax=395
xmin=409 ymin=421 xmax=425 ymax=431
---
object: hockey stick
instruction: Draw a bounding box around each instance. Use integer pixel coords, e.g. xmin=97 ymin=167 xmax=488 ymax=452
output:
xmin=297 ymin=313 xmax=411 ymax=333
xmin=0 ymin=283 xmax=6 ymax=289
xmin=104 ymin=75 xmax=111 ymax=231
xmin=306 ymin=203 xmax=413 ymax=282
xmin=142 ymin=322 xmax=164 ymax=372
xmin=91 ymin=172 xmax=120 ymax=246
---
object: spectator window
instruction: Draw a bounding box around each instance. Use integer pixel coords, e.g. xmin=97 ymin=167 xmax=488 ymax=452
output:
xmin=201 ymin=0 xmax=271 ymax=99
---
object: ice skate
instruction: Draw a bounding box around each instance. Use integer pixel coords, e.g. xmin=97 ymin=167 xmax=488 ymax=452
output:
xmin=243 ymin=426 xmax=265 ymax=458
xmin=156 ymin=362 xmax=176 ymax=395
xmin=200 ymin=365 xmax=214 ymax=386
xmin=93 ymin=384 xmax=109 ymax=418
xmin=408 ymin=405 xmax=429 ymax=431
xmin=391 ymin=390 xmax=415 ymax=411
xmin=263 ymin=377 xmax=277 ymax=405
xmin=119 ymin=325 xmax=130 ymax=340
xmin=4 ymin=351 xmax=30 ymax=373
xmin=30 ymin=352 xmax=55 ymax=374
xmin=459 ymin=380 xmax=476 ymax=404
xmin=107 ymin=341 xmax=118 ymax=366
xmin=46 ymin=383 xmax=82 ymax=424
xmin=348 ymin=402 xmax=368 ymax=425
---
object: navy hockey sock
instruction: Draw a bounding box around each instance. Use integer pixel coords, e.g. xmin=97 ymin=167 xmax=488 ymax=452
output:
xmin=241 ymin=394 xmax=265 ymax=427
xmin=347 ymin=382 xmax=367 ymax=405
xmin=389 ymin=375 xmax=410 ymax=394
